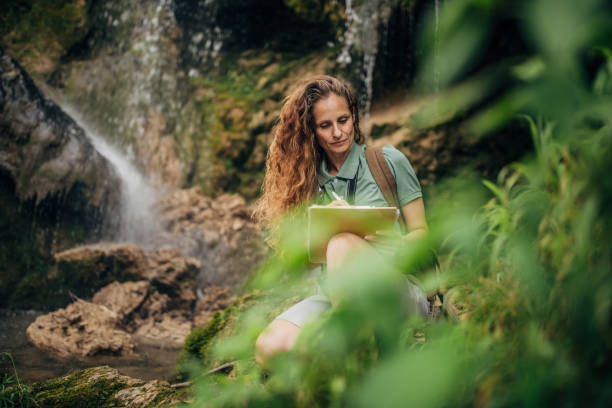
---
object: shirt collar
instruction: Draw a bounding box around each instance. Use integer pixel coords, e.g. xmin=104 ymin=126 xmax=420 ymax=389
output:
xmin=318 ymin=142 xmax=363 ymax=185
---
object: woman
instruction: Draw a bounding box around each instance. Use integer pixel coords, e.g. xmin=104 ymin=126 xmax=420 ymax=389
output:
xmin=254 ymin=75 xmax=429 ymax=365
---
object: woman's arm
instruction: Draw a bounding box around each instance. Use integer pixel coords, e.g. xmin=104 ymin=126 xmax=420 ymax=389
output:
xmin=363 ymin=197 xmax=428 ymax=253
xmin=400 ymin=197 xmax=428 ymax=241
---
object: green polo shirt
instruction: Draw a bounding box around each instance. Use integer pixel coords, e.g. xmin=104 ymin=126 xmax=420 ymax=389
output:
xmin=317 ymin=143 xmax=422 ymax=208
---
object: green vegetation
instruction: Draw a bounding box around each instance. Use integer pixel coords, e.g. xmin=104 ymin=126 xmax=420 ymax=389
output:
xmin=0 ymin=0 xmax=88 ymax=75
xmin=0 ymin=353 xmax=36 ymax=408
xmin=180 ymin=310 xmax=234 ymax=371
xmin=283 ymin=0 xmax=344 ymax=25
xmin=31 ymin=368 xmax=127 ymax=408
xmin=184 ymin=48 xmax=337 ymax=198
xmin=3 ymin=366 xmax=182 ymax=408
xmin=181 ymin=0 xmax=612 ymax=406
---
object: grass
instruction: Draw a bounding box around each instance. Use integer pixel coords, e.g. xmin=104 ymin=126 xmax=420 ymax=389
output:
xmin=0 ymin=353 xmax=36 ymax=408
xmin=179 ymin=1 xmax=612 ymax=407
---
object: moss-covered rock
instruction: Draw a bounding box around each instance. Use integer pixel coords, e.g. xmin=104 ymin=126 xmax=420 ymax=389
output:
xmin=24 ymin=366 xmax=183 ymax=408
xmin=177 ymin=291 xmax=261 ymax=373
xmin=179 ymin=309 xmax=232 ymax=371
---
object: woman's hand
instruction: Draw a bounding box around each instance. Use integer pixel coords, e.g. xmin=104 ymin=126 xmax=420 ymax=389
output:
xmin=326 ymin=199 xmax=350 ymax=207
xmin=364 ymin=230 xmax=403 ymax=255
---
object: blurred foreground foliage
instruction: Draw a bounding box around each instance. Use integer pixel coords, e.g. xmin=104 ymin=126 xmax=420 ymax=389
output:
xmin=185 ymin=0 xmax=612 ymax=406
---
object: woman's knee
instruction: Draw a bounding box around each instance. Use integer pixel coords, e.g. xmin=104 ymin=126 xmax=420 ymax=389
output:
xmin=326 ymin=232 xmax=368 ymax=268
xmin=255 ymin=319 xmax=301 ymax=365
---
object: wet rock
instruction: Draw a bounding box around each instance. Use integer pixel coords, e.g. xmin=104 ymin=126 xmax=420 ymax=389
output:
xmin=53 ymin=243 xmax=201 ymax=303
xmin=92 ymin=281 xmax=150 ymax=322
xmin=135 ymin=112 xmax=182 ymax=189
xmin=30 ymin=366 xmax=182 ymax=408
xmin=131 ymin=290 xmax=171 ymax=324
xmin=149 ymin=247 xmax=200 ymax=281
xmin=0 ymin=48 xmax=119 ymax=211
xmin=26 ymin=299 xmax=135 ymax=358
xmin=27 ymin=243 xmax=207 ymax=356
xmin=114 ymin=378 xmax=180 ymax=408
xmin=53 ymin=243 xmax=148 ymax=299
xmin=0 ymin=49 xmax=121 ymax=308
xmin=133 ymin=311 xmax=193 ymax=348
xmin=155 ymin=187 xmax=268 ymax=288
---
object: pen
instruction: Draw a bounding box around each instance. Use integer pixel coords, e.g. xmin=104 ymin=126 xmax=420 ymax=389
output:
xmin=331 ymin=191 xmax=343 ymax=201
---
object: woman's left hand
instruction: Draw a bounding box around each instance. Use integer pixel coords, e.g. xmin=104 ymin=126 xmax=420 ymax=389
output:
xmin=364 ymin=230 xmax=403 ymax=255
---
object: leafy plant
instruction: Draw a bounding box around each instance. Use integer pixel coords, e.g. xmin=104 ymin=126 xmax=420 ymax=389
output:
xmin=181 ymin=0 xmax=612 ymax=406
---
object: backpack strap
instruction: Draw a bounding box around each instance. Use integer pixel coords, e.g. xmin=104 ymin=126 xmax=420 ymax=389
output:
xmin=364 ymin=146 xmax=408 ymax=233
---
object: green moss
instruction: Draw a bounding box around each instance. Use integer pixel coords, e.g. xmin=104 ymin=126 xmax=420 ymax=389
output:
xmin=370 ymin=123 xmax=402 ymax=140
xmin=145 ymin=388 xmax=185 ymax=408
xmin=25 ymin=366 xmax=183 ymax=408
xmin=179 ymin=309 xmax=232 ymax=372
xmin=0 ymin=0 xmax=88 ymax=75
xmin=183 ymin=48 xmax=337 ymax=199
xmin=31 ymin=367 xmax=132 ymax=408
xmin=283 ymin=0 xmax=344 ymax=26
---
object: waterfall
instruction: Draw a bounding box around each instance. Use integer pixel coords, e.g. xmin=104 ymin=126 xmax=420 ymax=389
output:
xmin=59 ymin=105 xmax=159 ymax=247
xmin=177 ymin=0 xmax=228 ymax=75
xmin=434 ymin=0 xmax=441 ymax=93
xmin=337 ymin=0 xmax=394 ymax=120
xmin=127 ymin=0 xmax=178 ymax=138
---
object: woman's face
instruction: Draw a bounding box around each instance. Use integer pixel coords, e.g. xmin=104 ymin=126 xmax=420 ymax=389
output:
xmin=312 ymin=93 xmax=354 ymax=159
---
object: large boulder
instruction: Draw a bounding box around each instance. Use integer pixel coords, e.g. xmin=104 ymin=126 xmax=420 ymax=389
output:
xmin=94 ymin=280 xmax=193 ymax=348
xmin=52 ymin=243 xmax=200 ymax=301
xmin=25 ymin=366 xmax=182 ymax=408
xmin=27 ymin=243 xmax=212 ymax=355
xmin=26 ymin=299 xmax=135 ymax=358
xmin=0 ymin=47 xmax=119 ymax=226
xmin=92 ymin=280 xmax=150 ymax=323
xmin=53 ymin=243 xmax=148 ymax=298
xmin=0 ymin=48 xmax=121 ymax=308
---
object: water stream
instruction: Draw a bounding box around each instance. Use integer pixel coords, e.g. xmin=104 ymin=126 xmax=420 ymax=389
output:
xmin=0 ymin=309 xmax=178 ymax=383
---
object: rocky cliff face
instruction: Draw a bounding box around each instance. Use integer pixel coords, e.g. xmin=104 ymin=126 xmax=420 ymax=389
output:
xmin=0 ymin=48 xmax=122 ymax=307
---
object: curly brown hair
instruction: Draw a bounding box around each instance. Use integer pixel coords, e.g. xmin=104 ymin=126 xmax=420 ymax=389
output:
xmin=253 ymin=75 xmax=364 ymax=227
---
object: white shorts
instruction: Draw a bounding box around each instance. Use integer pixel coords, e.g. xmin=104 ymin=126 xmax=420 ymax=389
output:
xmin=275 ymin=276 xmax=430 ymax=328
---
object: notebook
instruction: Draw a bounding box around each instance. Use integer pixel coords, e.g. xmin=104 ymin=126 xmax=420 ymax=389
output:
xmin=307 ymin=205 xmax=399 ymax=263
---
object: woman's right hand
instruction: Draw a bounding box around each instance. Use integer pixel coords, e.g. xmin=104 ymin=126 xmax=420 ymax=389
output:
xmin=326 ymin=199 xmax=350 ymax=207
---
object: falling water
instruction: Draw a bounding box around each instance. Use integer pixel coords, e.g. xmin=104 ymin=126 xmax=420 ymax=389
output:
xmin=337 ymin=0 xmax=357 ymax=66
xmin=59 ymin=105 xmax=159 ymax=246
xmin=434 ymin=0 xmax=441 ymax=93
xmin=337 ymin=0 xmax=394 ymax=120
xmin=127 ymin=0 xmax=178 ymax=138
xmin=180 ymin=0 xmax=228 ymax=75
